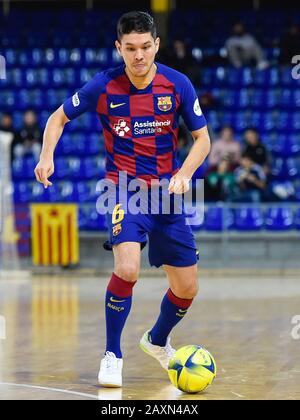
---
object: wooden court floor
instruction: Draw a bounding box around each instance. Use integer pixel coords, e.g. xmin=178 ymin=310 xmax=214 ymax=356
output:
xmin=0 ymin=272 xmax=299 ymax=400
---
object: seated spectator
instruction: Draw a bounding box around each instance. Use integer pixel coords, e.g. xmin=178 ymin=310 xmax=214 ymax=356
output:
xmin=199 ymin=91 xmax=219 ymax=113
xmin=243 ymin=128 xmax=270 ymax=174
xmin=280 ymin=24 xmax=300 ymax=64
xmin=0 ymin=112 xmax=20 ymax=162
xmin=158 ymin=39 xmax=200 ymax=85
xmin=232 ymin=153 xmax=267 ymax=203
xmin=225 ymin=22 xmax=268 ymax=69
xmin=209 ymin=126 xmax=241 ymax=168
xmin=14 ymin=110 xmax=42 ymax=161
xmin=205 ymin=158 xmax=235 ymax=202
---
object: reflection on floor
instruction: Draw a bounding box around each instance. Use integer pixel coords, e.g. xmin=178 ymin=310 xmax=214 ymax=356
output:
xmin=0 ymin=273 xmax=299 ymax=400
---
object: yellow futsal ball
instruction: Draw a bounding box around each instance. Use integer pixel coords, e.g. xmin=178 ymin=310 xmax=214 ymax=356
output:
xmin=168 ymin=345 xmax=216 ymax=393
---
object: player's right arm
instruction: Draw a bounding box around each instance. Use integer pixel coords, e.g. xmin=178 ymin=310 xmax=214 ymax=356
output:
xmin=35 ymin=72 xmax=106 ymax=188
xmin=34 ymin=105 xmax=69 ymax=188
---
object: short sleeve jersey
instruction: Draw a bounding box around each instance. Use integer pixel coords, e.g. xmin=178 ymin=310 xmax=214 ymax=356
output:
xmin=63 ymin=62 xmax=207 ymax=184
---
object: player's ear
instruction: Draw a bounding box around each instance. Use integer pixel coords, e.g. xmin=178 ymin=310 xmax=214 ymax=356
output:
xmin=154 ymin=37 xmax=160 ymax=53
xmin=115 ymin=40 xmax=122 ymax=56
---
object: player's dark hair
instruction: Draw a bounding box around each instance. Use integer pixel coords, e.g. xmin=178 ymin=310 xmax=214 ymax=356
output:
xmin=117 ymin=11 xmax=157 ymax=40
xmin=244 ymin=127 xmax=261 ymax=141
xmin=1 ymin=113 xmax=12 ymax=120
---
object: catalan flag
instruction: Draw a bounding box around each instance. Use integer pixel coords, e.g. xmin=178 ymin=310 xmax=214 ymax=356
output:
xmin=31 ymin=204 xmax=79 ymax=266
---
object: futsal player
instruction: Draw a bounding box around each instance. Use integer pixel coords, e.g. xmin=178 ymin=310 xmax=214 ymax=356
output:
xmin=34 ymin=11 xmax=211 ymax=387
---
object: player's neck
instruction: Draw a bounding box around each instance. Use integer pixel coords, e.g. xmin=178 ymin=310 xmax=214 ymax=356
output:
xmin=125 ymin=63 xmax=157 ymax=90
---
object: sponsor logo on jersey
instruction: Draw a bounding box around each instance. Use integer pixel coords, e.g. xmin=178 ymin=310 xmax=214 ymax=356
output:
xmin=133 ymin=119 xmax=171 ymax=136
xmin=72 ymin=92 xmax=80 ymax=107
xmin=157 ymin=96 xmax=172 ymax=112
xmin=113 ymin=120 xmax=130 ymax=137
xmin=193 ymin=98 xmax=202 ymax=116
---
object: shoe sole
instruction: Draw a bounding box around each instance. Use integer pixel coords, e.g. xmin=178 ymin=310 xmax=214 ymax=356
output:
xmin=98 ymin=382 xmax=122 ymax=388
xmin=139 ymin=338 xmax=168 ymax=371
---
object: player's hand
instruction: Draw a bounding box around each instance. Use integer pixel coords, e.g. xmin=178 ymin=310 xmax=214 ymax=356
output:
xmin=34 ymin=159 xmax=54 ymax=188
xmin=168 ymin=171 xmax=190 ymax=194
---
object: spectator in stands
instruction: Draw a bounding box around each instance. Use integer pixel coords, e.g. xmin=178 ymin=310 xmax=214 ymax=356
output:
xmin=209 ymin=126 xmax=241 ymax=168
xmin=158 ymin=39 xmax=199 ymax=85
xmin=232 ymin=152 xmax=267 ymax=202
xmin=205 ymin=157 xmax=235 ymax=202
xmin=243 ymin=128 xmax=270 ymax=175
xmin=0 ymin=112 xmax=20 ymax=162
xmin=279 ymin=24 xmax=300 ymax=64
xmin=199 ymin=91 xmax=219 ymax=113
xmin=225 ymin=22 xmax=268 ymax=69
xmin=14 ymin=110 xmax=42 ymax=161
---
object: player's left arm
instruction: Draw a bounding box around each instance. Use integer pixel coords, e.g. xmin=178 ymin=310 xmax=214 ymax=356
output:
xmin=169 ymin=75 xmax=211 ymax=194
xmin=169 ymin=126 xmax=210 ymax=194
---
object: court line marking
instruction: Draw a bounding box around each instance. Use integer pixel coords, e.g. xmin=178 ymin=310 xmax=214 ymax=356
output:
xmin=0 ymin=382 xmax=98 ymax=399
xmin=230 ymin=391 xmax=246 ymax=399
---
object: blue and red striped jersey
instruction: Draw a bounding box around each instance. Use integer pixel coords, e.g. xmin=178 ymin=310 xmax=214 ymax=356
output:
xmin=63 ymin=62 xmax=207 ymax=184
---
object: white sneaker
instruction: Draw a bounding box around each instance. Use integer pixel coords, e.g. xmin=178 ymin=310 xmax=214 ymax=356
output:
xmin=139 ymin=330 xmax=176 ymax=370
xmin=98 ymin=351 xmax=123 ymax=388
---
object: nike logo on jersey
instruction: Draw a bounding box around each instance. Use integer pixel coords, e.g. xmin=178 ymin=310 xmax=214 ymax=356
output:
xmin=178 ymin=309 xmax=188 ymax=313
xmin=110 ymin=102 xmax=126 ymax=109
xmin=110 ymin=297 xmax=126 ymax=303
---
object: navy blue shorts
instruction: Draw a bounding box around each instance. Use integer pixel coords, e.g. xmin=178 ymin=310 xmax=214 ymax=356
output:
xmin=102 ymin=186 xmax=199 ymax=268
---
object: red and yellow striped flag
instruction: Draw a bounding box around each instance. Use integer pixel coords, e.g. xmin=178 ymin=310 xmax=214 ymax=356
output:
xmin=31 ymin=204 xmax=79 ymax=266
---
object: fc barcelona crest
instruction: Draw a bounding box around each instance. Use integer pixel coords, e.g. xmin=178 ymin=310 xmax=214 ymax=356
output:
xmin=157 ymin=96 xmax=172 ymax=112
xmin=113 ymin=223 xmax=122 ymax=236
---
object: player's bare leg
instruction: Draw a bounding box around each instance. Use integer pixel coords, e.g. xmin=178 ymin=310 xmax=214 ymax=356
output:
xmin=113 ymin=242 xmax=141 ymax=282
xmin=163 ymin=264 xmax=199 ymax=300
xmin=98 ymin=242 xmax=141 ymax=387
xmin=140 ymin=264 xmax=198 ymax=370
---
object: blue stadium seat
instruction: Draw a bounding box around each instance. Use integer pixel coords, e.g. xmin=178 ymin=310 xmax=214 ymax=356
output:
xmin=56 ymin=133 xmax=75 ymax=156
xmin=12 ymin=158 xmax=36 ymax=180
xmin=54 ymin=157 xmax=73 ymax=179
xmin=14 ymin=182 xmax=30 ymax=203
xmin=184 ymin=204 xmax=204 ymax=231
xmin=78 ymin=207 xmax=89 ymax=230
xmin=253 ymin=68 xmax=279 ymax=87
xmin=271 ymin=181 xmax=296 ymax=201
xmin=204 ymin=206 xmax=233 ymax=231
xmin=265 ymin=207 xmax=294 ymax=230
xmin=77 ymin=180 xmax=100 ymax=203
xmin=67 ymin=133 xmax=86 ymax=155
xmin=295 ymin=182 xmax=300 ymax=201
xmin=286 ymin=158 xmax=300 ymax=178
xmin=287 ymin=135 xmax=299 ymax=156
xmin=14 ymin=181 xmax=48 ymax=203
xmin=275 ymin=136 xmax=300 ymax=157
xmin=271 ymin=158 xmax=288 ymax=180
xmin=281 ymin=68 xmax=299 ymax=87
xmin=291 ymin=113 xmax=300 ymax=131
xmin=79 ymin=205 xmax=107 ymax=231
xmin=83 ymin=157 xmax=106 ymax=179
xmin=295 ymin=208 xmax=300 ymax=230
xmin=47 ymin=181 xmax=78 ymax=202
xmin=234 ymin=207 xmax=264 ymax=231
xmin=86 ymin=133 xmax=103 ymax=155
xmin=29 ymin=182 xmax=49 ymax=202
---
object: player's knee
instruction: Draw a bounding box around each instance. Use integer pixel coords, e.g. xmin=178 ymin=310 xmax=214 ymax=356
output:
xmin=173 ymin=280 xmax=199 ymax=299
xmin=114 ymin=263 xmax=139 ymax=283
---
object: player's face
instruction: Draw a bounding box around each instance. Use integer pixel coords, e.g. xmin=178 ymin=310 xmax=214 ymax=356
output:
xmin=115 ymin=32 xmax=160 ymax=77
